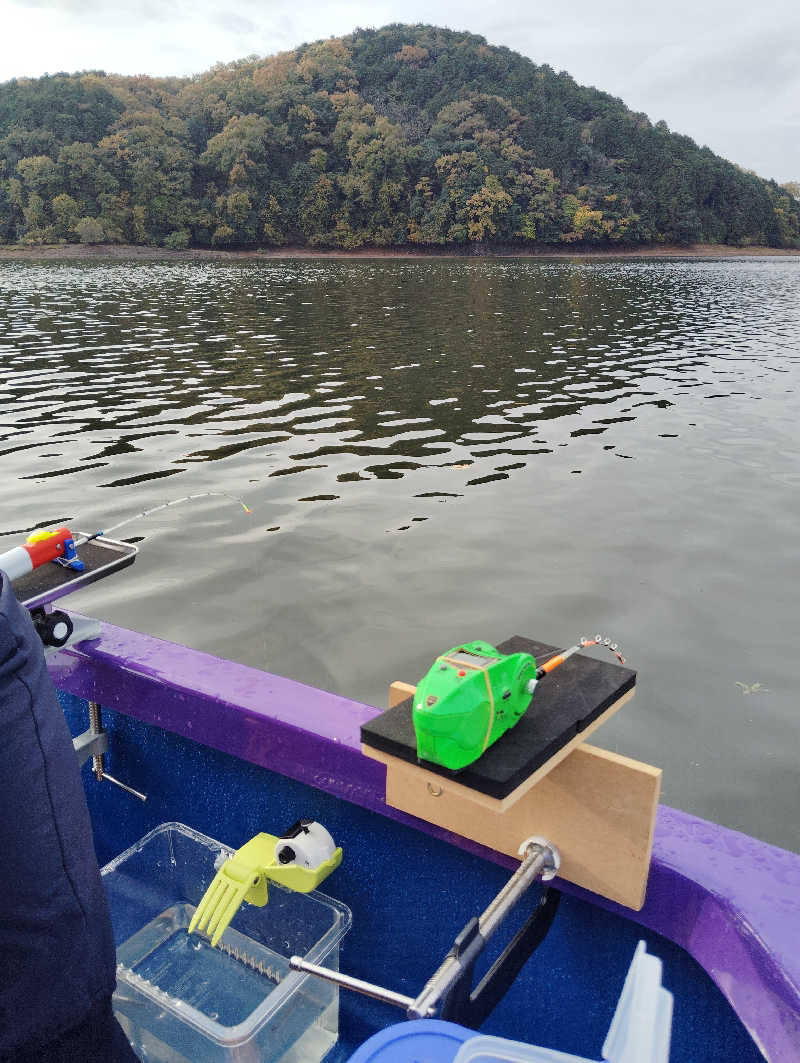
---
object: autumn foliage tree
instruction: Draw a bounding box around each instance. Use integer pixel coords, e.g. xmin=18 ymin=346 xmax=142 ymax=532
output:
xmin=0 ymin=27 xmax=797 ymax=249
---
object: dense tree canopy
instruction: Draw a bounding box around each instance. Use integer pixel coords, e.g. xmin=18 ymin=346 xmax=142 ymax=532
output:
xmin=1 ymin=26 xmax=797 ymax=250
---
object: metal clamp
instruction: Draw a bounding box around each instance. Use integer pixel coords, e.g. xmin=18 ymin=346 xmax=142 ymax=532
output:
xmin=290 ymin=837 xmax=561 ymax=1027
xmin=413 ymin=838 xmax=561 ymax=1025
xmin=72 ymin=701 xmax=147 ymax=802
xmin=43 ymin=615 xmax=102 ymax=656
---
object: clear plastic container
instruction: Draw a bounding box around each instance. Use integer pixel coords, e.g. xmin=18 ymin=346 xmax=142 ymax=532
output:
xmin=102 ymin=822 xmax=351 ymax=1063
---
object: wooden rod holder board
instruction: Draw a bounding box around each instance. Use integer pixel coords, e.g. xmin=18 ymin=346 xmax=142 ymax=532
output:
xmin=363 ymin=678 xmax=661 ymax=911
xmin=385 ymin=681 xmax=636 ymax=812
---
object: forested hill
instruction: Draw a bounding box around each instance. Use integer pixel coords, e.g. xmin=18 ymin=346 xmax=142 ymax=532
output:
xmin=1 ymin=24 xmax=798 ymax=251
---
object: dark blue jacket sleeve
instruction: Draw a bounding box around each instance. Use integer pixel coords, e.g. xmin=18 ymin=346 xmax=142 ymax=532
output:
xmin=0 ymin=573 xmax=117 ymax=1055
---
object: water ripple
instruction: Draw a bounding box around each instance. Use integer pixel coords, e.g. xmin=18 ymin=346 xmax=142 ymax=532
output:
xmin=1 ymin=259 xmax=798 ymax=536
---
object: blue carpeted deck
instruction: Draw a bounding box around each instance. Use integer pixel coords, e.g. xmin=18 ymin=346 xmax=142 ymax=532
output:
xmin=60 ymin=692 xmax=763 ymax=1063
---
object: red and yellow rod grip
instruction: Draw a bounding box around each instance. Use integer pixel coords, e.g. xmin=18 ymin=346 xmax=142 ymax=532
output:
xmin=0 ymin=527 xmax=74 ymax=582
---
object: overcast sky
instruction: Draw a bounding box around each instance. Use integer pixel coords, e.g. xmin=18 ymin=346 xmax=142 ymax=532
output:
xmin=1 ymin=0 xmax=797 ymax=183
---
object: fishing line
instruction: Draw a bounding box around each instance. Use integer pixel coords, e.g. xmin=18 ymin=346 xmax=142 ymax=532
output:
xmin=75 ymin=492 xmax=252 ymax=546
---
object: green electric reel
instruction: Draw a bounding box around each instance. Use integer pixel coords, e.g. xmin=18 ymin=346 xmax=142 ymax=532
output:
xmin=413 ymin=635 xmax=626 ymax=772
xmin=412 ymin=640 xmax=537 ymax=772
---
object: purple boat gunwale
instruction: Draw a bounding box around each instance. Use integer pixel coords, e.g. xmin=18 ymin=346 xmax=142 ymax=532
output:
xmin=48 ymin=614 xmax=800 ymax=1063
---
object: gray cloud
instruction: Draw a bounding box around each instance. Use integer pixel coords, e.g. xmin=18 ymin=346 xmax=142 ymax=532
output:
xmin=212 ymin=11 xmax=260 ymax=38
xmin=12 ymin=0 xmax=189 ymax=11
xmin=602 ymin=20 xmax=800 ymax=179
xmin=475 ymin=1 xmax=799 ymax=181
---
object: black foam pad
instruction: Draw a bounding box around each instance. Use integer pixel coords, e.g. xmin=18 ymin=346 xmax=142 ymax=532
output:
xmin=362 ymin=635 xmax=636 ymax=800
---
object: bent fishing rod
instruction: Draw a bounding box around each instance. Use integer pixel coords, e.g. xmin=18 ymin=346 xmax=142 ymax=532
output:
xmin=0 ymin=492 xmax=252 ymax=584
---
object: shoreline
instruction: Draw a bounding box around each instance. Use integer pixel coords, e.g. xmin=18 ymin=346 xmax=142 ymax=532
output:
xmin=0 ymin=242 xmax=798 ymax=262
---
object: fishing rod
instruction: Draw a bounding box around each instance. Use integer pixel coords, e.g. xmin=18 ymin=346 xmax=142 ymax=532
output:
xmin=74 ymin=492 xmax=252 ymax=546
xmin=0 ymin=492 xmax=252 ymax=584
xmin=535 ymin=634 xmax=626 ymax=675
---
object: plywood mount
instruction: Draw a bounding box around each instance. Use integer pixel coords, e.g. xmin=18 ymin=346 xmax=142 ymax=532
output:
xmin=363 ymin=681 xmax=661 ymax=911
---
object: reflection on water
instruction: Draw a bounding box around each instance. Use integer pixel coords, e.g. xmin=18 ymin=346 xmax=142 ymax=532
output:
xmin=5 ymin=259 xmax=790 ymax=510
xmin=1 ymin=257 xmax=799 ymax=850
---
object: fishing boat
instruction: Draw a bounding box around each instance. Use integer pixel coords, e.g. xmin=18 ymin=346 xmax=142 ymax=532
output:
xmin=8 ymin=528 xmax=800 ymax=1062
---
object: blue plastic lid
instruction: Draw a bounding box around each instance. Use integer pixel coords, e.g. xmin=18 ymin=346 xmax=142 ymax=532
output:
xmin=346 ymin=1020 xmax=475 ymax=1062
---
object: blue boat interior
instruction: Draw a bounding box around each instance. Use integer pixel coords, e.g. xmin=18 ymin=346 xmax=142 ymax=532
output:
xmin=59 ymin=692 xmax=764 ymax=1063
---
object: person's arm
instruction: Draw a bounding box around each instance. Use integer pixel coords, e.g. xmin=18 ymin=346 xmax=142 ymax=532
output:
xmin=0 ymin=572 xmax=135 ymax=1060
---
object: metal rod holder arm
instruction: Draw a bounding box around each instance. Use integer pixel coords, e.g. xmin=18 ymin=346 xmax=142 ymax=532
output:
xmin=440 ymin=884 xmax=561 ymax=1027
xmin=290 ymin=836 xmax=560 ymax=1023
xmin=409 ymin=837 xmax=560 ymax=1020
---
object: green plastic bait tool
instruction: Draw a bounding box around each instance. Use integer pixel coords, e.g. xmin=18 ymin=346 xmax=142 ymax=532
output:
xmin=188 ymin=819 xmax=342 ymax=947
xmin=413 ymin=635 xmax=626 ymax=772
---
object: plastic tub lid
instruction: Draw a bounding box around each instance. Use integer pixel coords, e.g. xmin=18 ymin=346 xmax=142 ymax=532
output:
xmin=346 ymin=1019 xmax=475 ymax=1062
xmin=453 ymin=1034 xmax=595 ymax=1063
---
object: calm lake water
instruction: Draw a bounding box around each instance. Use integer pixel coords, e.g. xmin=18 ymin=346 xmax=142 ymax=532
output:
xmin=1 ymin=256 xmax=798 ymax=852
